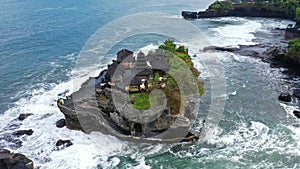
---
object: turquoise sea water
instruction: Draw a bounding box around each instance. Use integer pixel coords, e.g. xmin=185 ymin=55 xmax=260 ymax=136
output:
xmin=1 ymin=0 xmax=300 ymax=168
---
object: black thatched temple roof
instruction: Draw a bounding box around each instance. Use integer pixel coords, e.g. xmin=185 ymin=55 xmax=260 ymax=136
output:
xmin=117 ymin=49 xmax=134 ymax=63
xmin=148 ymin=52 xmax=170 ymax=71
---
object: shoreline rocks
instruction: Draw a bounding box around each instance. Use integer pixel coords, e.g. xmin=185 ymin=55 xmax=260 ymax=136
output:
xmin=0 ymin=149 xmax=33 ymax=169
xmin=278 ymin=92 xmax=292 ymax=102
xmin=293 ymin=110 xmax=300 ymax=118
xmin=182 ymin=3 xmax=295 ymax=20
xmin=17 ymin=114 xmax=33 ymax=121
xmin=55 ymin=139 xmax=73 ymax=147
xmin=12 ymin=130 xmax=33 ymax=137
xmin=55 ymin=119 xmax=66 ymax=128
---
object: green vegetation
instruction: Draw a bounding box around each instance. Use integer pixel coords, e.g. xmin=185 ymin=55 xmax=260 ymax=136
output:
xmin=129 ymin=93 xmax=151 ymax=110
xmin=176 ymin=45 xmax=186 ymax=53
xmin=130 ymin=40 xmax=204 ymax=112
xmin=209 ymin=0 xmax=300 ymax=17
xmin=208 ymin=1 xmax=233 ymax=10
xmin=288 ymin=38 xmax=300 ymax=63
xmin=198 ymin=81 xmax=205 ymax=96
xmin=296 ymin=7 xmax=300 ymax=23
xmin=99 ymin=93 xmax=108 ymax=101
xmin=159 ymin=40 xmax=200 ymax=78
xmin=158 ymin=40 xmax=176 ymax=53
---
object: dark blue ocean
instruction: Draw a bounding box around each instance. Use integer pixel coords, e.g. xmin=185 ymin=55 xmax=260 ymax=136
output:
xmin=1 ymin=0 xmax=300 ymax=168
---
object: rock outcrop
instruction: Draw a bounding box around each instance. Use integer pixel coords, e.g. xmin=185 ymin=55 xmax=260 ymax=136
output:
xmin=17 ymin=114 xmax=33 ymax=121
xmin=12 ymin=130 xmax=33 ymax=137
xmin=293 ymin=110 xmax=300 ymax=118
xmin=55 ymin=119 xmax=66 ymax=128
xmin=55 ymin=139 xmax=73 ymax=147
xmin=182 ymin=4 xmax=295 ymax=20
xmin=0 ymin=149 xmax=33 ymax=169
xmin=278 ymin=92 xmax=292 ymax=102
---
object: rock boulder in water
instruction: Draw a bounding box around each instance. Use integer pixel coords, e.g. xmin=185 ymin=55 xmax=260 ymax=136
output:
xmin=293 ymin=110 xmax=300 ymax=118
xmin=55 ymin=139 xmax=73 ymax=147
xmin=18 ymin=114 xmax=33 ymax=121
xmin=0 ymin=149 xmax=33 ymax=169
xmin=12 ymin=129 xmax=33 ymax=136
xmin=56 ymin=119 xmax=66 ymax=128
xmin=278 ymin=92 xmax=292 ymax=102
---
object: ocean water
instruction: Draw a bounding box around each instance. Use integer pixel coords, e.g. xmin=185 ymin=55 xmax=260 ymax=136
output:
xmin=1 ymin=0 xmax=300 ymax=168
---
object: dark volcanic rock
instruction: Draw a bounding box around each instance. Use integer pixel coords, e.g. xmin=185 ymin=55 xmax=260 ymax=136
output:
xmin=56 ymin=119 xmax=66 ymax=128
xmin=182 ymin=11 xmax=198 ymax=19
xmin=270 ymin=63 xmax=280 ymax=68
xmin=203 ymin=46 xmax=239 ymax=52
xmin=278 ymin=92 xmax=292 ymax=102
xmin=56 ymin=139 xmax=73 ymax=147
xmin=293 ymin=89 xmax=300 ymax=99
xmin=12 ymin=129 xmax=33 ymax=136
xmin=293 ymin=110 xmax=300 ymax=118
xmin=0 ymin=149 xmax=33 ymax=169
xmin=191 ymin=4 xmax=294 ymax=20
xmin=18 ymin=114 xmax=33 ymax=121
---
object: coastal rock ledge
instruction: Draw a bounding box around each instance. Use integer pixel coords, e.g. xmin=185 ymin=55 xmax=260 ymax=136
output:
xmin=182 ymin=2 xmax=295 ymax=20
xmin=0 ymin=149 xmax=33 ymax=169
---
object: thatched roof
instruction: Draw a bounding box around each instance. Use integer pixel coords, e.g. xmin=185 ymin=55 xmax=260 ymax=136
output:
xmin=148 ymin=54 xmax=170 ymax=71
xmin=117 ymin=49 xmax=134 ymax=62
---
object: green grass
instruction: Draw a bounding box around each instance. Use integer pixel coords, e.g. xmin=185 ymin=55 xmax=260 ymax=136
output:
xmin=129 ymin=93 xmax=151 ymax=110
xmin=98 ymin=93 xmax=107 ymax=101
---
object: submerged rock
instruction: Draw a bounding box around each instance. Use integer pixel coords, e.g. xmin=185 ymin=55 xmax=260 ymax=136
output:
xmin=0 ymin=149 xmax=33 ymax=169
xmin=55 ymin=139 xmax=73 ymax=147
xmin=12 ymin=129 xmax=33 ymax=136
xmin=278 ymin=92 xmax=292 ymax=102
xmin=293 ymin=110 xmax=300 ymax=119
xmin=18 ymin=114 xmax=33 ymax=121
xmin=55 ymin=119 xmax=66 ymax=128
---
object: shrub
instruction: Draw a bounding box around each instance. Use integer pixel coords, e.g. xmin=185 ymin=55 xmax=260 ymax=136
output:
xmin=288 ymin=38 xmax=300 ymax=62
xmin=176 ymin=45 xmax=186 ymax=53
xmin=296 ymin=7 xmax=300 ymax=23
xmin=209 ymin=1 xmax=232 ymax=10
xmin=159 ymin=39 xmax=176 ymax=53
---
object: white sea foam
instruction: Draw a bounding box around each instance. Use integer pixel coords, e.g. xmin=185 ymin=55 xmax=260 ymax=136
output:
xmin=207 ymin=17 xmax=261 ymax=47
xmin=202 ymin=121 xmax=300 ymax=167
xmin=0 ymin=77 xmax=126 ymax=168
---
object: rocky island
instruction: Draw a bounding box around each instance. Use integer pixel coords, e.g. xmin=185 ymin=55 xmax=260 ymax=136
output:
xmin=57 ymin=40 xmax=205 ymax=143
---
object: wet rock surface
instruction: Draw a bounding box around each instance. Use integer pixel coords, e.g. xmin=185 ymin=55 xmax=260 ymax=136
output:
xmin=293 ymin=110 xmax=300 ymax=119
xmin=55 ymin=139 xmax=73 ymax=147
xmin=278 ymin=92 xmax=292 ymax=102
xmin=55 ymin=119 xmax=66 ymax=128
xmin=12 ymin=129 xmax=33 ymax=137
xmin=17 ymin=114 xmax=33 ymax=121
xmin=0 ymin=149 xmax=33 ymax=169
